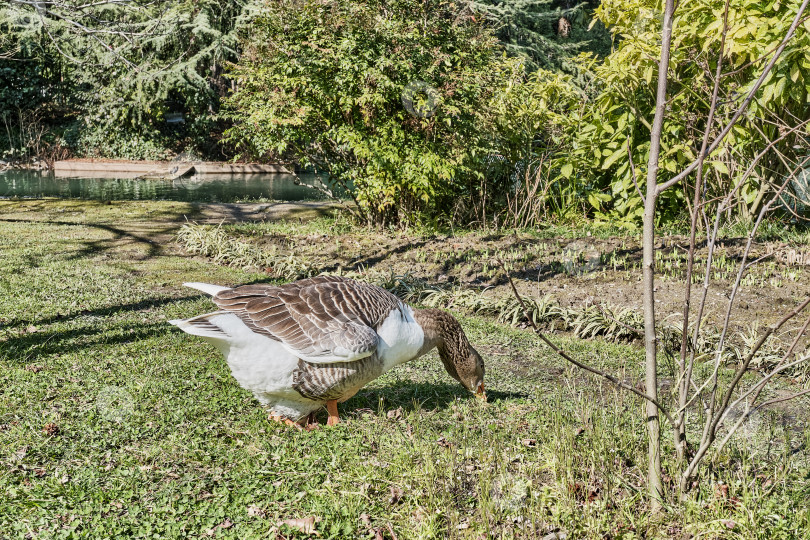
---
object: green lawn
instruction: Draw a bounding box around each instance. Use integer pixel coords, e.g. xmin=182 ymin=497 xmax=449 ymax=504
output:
xmin=0 ymin=200 xmax=808 ymax=539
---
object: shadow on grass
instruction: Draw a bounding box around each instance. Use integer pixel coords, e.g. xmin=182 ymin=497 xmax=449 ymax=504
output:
xmin=0 ymin=295 xmax=204 ymax=362
xmin=0 ymin=320 xmax=171 ymax=364
xmin=0 ymin=217 xmax=173 ymax=260
xmin=342 ymin=239 xmax=431 ymax=274
xmin=343 ymin=380 xmax=527 ymax=415
xmin=3 ymin=295 xmax=198 ymax=330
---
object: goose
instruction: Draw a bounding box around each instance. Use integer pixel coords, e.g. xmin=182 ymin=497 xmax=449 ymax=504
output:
xmin=170 ymin=275 xmax=486 ymax=427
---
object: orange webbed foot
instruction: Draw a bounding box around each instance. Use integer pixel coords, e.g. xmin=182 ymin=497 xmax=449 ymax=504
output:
xmin=268 ymin=413 xmax=303 ymax=430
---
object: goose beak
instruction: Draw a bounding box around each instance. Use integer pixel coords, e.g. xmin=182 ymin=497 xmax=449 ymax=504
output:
xmin=475 ymin=382 xmax=487 ymax=402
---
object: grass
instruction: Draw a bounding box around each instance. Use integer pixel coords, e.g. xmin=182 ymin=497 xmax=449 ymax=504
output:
xmin=1 ymin=200 xmax=809 ymax=538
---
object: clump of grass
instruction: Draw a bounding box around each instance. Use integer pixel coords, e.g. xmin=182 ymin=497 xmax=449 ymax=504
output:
xmin=177 ymin=223 xmax=315 ymax=280
xmin=570 ymin=305 xmax=644 ymax=341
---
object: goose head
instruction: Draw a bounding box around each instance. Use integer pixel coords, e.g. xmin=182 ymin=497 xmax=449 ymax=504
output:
xmin=414 ymin=309 xmax=486 ymax=401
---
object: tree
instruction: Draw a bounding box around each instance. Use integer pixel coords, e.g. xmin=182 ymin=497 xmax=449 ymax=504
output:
xmin=0 ymin=0 xmax=259 ymax=159
xmin=507 ymin=0 xmax=810 ymax=513
xmin=469 ymin=0 xmax=611 ymax=80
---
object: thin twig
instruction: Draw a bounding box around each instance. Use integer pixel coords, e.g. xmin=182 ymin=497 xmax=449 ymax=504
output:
xmin=715 ymin=387 xmax=810 ymax=455
xmin=684 ymin=297 xmax=810 ymax=481
xmin=757 ymin=388 xmax=810 ymax=409
xmin=676 ymin=0 xmax=731 ymax=461
xmin=721 ymin=312 xmax=810 ymax=425
xmin=499 ymin=260 xmax=675 ymax=426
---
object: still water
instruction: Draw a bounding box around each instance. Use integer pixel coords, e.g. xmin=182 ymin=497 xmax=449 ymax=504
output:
xmin=0 ymin=170 xmax=328 ymax=202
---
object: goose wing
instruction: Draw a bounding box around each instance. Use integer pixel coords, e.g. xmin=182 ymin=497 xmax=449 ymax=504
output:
xmin=211 ymin=276 xmax=402 ymax=363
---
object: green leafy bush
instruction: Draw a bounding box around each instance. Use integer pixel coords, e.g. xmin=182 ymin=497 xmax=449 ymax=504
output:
xmin=225 ymin=0 xmax=515 ymax=226
xmin=486 ymin=67 xmax=582 ymax=225
xmin=560 ymin=0 xmax=810 ymax=225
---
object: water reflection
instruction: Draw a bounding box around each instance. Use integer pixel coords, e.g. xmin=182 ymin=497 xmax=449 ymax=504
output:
xmin=0 ymin=170 xmax=329 ymax=203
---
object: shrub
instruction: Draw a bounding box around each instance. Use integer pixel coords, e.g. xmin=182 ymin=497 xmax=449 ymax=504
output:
xmin=225 ymin=0 xmax=516 ymax=226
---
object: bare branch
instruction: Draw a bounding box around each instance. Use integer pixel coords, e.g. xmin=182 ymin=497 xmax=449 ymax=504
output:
xmin=715 ymin=387 xmax=810 ymax=455
xmin=676 ymin=0 xmax=731 ymax=461
xmin=721 ymin=312 xmax=810 ymax=425
xmin=683 ymin=297 xmax=810 ymax=482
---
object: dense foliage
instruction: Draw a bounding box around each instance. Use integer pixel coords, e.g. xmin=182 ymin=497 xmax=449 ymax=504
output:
xmin=562 ymin=0 xmax=810 ymax=225
xmin=0 ymin=0 xmax=257 ymax=160
xmin=2 ymin=0 xmax=808 ymax=229
xmin=225 ymin=0 xmax=568 ymax=226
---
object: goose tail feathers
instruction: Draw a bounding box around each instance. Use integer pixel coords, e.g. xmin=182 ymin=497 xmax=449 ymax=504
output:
xmin=169 ymin=312 xmax=230 ymax=339
xmin=183 ymin=282 xmax=230 ymax=296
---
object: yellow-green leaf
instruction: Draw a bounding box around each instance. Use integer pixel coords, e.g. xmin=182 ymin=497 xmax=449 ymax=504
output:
xmin=602 ymin=146 xmax=626 ymax=170
xmin=709 ymin=160 xmax=729 ymax=175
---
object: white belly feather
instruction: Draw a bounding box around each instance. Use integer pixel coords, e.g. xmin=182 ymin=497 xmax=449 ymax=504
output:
xmin=190 ymin=313 xmax=313 ymax=417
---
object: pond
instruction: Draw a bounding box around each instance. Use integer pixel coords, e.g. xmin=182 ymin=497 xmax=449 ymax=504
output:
xmin=0 ymin=170 xmax=330 ymax=203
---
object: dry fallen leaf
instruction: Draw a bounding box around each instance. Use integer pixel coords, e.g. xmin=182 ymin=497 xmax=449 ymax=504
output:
xmin=388 ymin=485 xmax=403 ymax=505
xmin=436 ymin=436 xmax=453 ymax=448
xmin=568 ymin=482 xmax=598 ymax=503
xmin=757 ymin=474 xmax=774 ymax=488
xmin=247 ymin=504 xmax=266 ymax=518
xmin=721 ymin=519 xmax=737 ymax=529
xmin=43 ymin=423 xmax=60 ymax=436
xmin=521 ymin=438 xmax=537 ymax=447
xmin=360 ymin=514 xmax=384 ymax=540
xmin=386 ymin=407 xmax=403 ymax=420
xmin=279 ymin=516 xmax=319 ymax=535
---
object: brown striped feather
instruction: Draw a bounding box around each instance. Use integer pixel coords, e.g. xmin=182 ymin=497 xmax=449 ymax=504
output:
xmin=210 ymin=276 xmax=401 ymax=362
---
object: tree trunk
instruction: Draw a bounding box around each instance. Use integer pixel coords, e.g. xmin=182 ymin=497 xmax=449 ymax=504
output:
xmin=642 ymin=188 xmax=664 ymax=511
xmin=642 ymin=0 xmax=676 ymax=512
